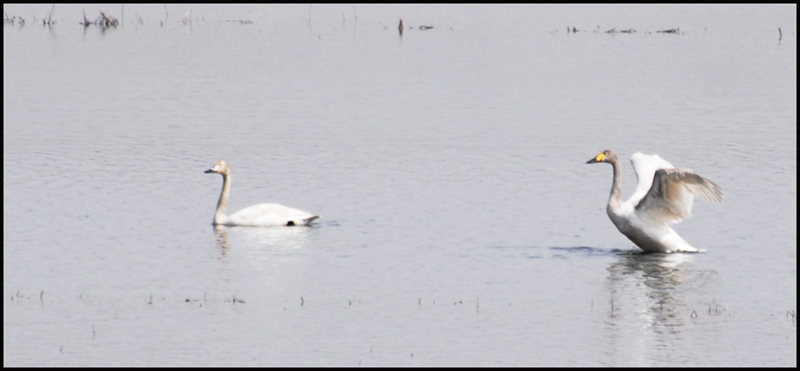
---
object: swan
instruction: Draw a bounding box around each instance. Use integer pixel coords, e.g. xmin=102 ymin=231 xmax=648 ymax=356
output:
xmin=205 ymin=160 xmax=319 ymax=227
xmin=587 ymin=150 xmax=723 ymax=253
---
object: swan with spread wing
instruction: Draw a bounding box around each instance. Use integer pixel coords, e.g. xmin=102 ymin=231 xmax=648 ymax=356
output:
xmin=587 ymin=150 xmax=722 ymax=253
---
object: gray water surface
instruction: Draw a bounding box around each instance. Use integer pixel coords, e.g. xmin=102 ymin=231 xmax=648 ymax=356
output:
xmin=4 ymin=4 xmax=796 ymax=366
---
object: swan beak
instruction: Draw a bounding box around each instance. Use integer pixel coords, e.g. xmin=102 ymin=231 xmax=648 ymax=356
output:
xmin=204 ymin=169 xmax=215 ymax=174
xmin=586 ymin=153 xmax=605 ymax=164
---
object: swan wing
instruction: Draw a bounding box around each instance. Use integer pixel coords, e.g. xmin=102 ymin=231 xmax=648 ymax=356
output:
xmin=635 ymin=168 xmax=723 ymax=225
xmin=228 ymin=203 xmax=319 ymax=227
xmin=628 ymin=152 xmax=675 ymax=206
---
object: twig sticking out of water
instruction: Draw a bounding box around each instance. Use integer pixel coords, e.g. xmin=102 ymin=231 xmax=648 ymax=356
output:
xmin=707 ymin=300 xmax=726 ymax=315
xmin=231 ymin=294 xmax=245 ymax=304
xmin=301 ymin=296 xmax=304 ymax=306
xmin=398 ymin=18 xmax=403 ymax=36
xmin=182 ymin=9 xmax=191 ymax=25
xmin=778 ymin=27 xmax=782 ymax=41
xmin=98 ymin=11 xmax=118 ymax=27
xmin=81 ymin=9 xmax=118 ymax=29
xmin=81 ymin=9 xmax=90 ymax=26
xmin=43 ymin=4 xmax=55 ymax=26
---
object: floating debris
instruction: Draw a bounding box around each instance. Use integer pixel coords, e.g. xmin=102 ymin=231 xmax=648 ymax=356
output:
xmin=221 ymin=19 xmax=253 ymax=24
xmin=224 ymin=293 xmax=246 ymax=304
xmin=606 ymin=28 xmax=636 ymax=34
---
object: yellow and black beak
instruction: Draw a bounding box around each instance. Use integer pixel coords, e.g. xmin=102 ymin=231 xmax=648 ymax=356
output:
xmin=586 ymin=152 xmax=605 ymax=164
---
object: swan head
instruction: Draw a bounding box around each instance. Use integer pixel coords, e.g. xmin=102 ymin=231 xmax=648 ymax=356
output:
xmin=587 ymin=150 xmax=618 ymax=164
xmin=205 ymin=160 xmax=230 ymax=175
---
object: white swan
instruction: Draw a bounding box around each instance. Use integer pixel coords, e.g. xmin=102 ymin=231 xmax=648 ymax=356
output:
xmin=587 ymin=150 xmax=723 ymax=253
xmin=205 ymin=160 xmax=319 ymax=227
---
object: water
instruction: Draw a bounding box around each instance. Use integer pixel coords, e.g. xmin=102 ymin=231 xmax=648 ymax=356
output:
xmin=4 ymin=4 xmax=796 ymax=366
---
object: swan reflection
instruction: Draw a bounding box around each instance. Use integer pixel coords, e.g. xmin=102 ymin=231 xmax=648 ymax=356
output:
xmin=602 ymin=252 xmax=720 ymax=364
xmin=212 ymin=225 xmax=312 ymax=262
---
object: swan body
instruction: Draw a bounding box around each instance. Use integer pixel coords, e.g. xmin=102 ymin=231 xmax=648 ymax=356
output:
xmin=587 ymin=150 xmax=722 ymax=253
xmin=205 ymin=160 xmax=319 ymax=227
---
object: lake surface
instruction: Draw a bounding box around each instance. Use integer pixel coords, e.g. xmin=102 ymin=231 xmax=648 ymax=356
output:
xmin=3 ymin=4 xmax=796 ymax=366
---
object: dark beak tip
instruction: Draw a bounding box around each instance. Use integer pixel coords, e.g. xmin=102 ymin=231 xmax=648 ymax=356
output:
xmin=204 ymin=169 xmax=214 ymax=173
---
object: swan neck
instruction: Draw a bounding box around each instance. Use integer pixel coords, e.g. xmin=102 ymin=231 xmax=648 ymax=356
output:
xmin=214 ymin=173 xmax=230 ymax=224
xmin=608 ymin=158 xmax=623 ymax=207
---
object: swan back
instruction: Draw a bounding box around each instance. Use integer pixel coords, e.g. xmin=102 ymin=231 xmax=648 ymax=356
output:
xmin=227 ymin=203 xmax=319 ymax=227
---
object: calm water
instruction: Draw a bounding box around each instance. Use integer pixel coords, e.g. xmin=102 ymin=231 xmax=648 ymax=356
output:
xmin=4 ymin=4 xmax=796 ymax=366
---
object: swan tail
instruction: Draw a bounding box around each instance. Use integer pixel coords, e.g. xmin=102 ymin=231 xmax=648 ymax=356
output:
xmin=302 ymin=216 xmax=320 ymax=226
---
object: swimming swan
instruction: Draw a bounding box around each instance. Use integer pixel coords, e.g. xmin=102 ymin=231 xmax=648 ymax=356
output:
xmin=587 ymin=150 xmax=722 ymax=253
xmin=205 ymin=160 xmax=319 ymax=227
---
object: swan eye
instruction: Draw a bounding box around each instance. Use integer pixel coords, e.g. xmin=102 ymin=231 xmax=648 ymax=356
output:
xmin=596 ymin=153 xmax=605 ymax=162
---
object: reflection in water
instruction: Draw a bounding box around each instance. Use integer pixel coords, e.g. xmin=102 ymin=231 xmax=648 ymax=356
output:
xmin=210 ymin=225 xmax=314 ymax=294
xmin=212 ymin=225 xmax=312 ymax=261
xmin=602 ymin=253 xmax=719 ymax=365
xmin=213 ymin=225 xmax=231 ymax=254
